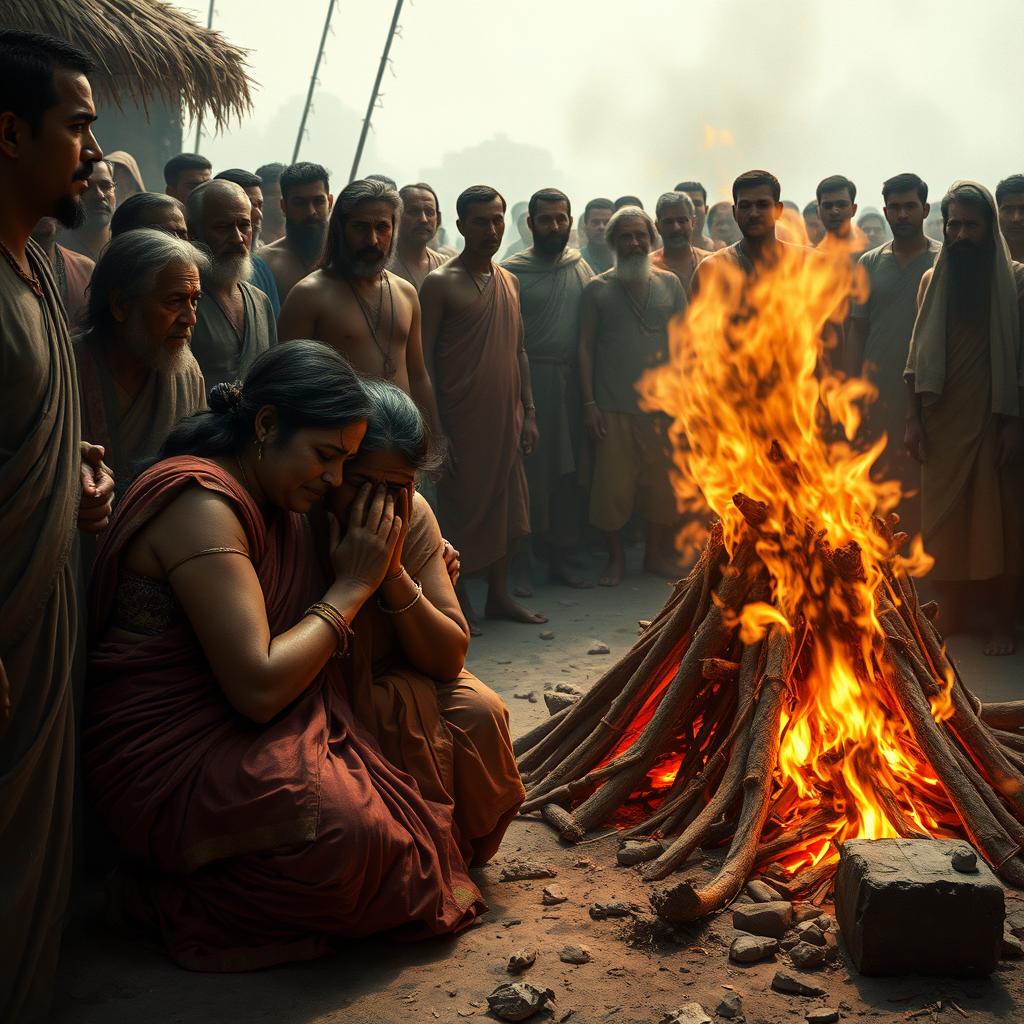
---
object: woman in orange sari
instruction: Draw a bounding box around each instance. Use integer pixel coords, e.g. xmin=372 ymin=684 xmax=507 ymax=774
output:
xmin=337 ymin=381 xmax=526 ymax=865
xmin=85 ymin=341 xmax=481 ymax=972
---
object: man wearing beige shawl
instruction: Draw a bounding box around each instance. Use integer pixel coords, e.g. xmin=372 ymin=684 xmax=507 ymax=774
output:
xmin=504 ymin=188 xmax=594 ymax=588
xmin=904 ymin=181 xmax=1024 ymax=655
xmin=420 ymin=185 xmax=545 ymax=630
xmin=0 ymin=31 xmax=114 ymax=1021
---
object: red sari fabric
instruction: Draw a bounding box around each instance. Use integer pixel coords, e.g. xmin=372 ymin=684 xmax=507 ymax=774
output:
xmin=84 ymin=457 xmax=481 ymax=971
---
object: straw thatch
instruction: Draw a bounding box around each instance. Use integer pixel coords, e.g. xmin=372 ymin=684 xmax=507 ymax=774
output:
xmin=4 ymin=0 xmax=253 ymax=128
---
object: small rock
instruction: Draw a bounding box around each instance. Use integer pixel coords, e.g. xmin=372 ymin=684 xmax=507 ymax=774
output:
xmin=715 ymin=992 xmax=743 ymax=1019
xmin=544 ymin=691 xmax=579 ymax=716
xmin=486 ymin=982 xmax=556 ymax=1021
xmin=805 ymin=1010 xmax=840 ymax=1024
xmin=496 ymin=657 xmax=512 ymax=665
xmin=555 ymin=683 xmax=582 ymax=695
xmin=730 ymin=934 xmax=779 ymax=964
xmin=815 ymin=913 xmax=836 ymax=933
xmin=951 ymin=846 xmax=979 ymax=873
xmin=746 ymin=879 xmax=781 ymax=902
xmin=1001 ymin=930 xmax=1024 ymax=960
xmin=589 ymin=902 xmax=631 ymax=920
xmin=587 ymin=640 xmax=610 ymax=656
xmin=780 ymin=931 xmax=801 ymax=952
xmin=732 ymin=900 xmax=793 ymax=938
xmin=795 ymin=921 xmax=826 ymax=946
xmin=794 ymin=904 xmax=823 ymax=924
xmin=559 ymin=944 xmax=593 ymax=965
xmin=499 ymin=861 xmax=557 ymax=883
xmin=513 ymin=691 xmax=532 ymax=700
xmin=771 ymin=971 xmax=826 ymax=998
xmin=659 ymin=1004 xmax=712 ymax=1024
xmin=538 ymin=630 xmax=555 ymax=640
xmin=506 ymin=949 xmax=537 ymax=974
xmin=790 ymin=941 xmax=827 ymax=969
xmin=1008 ymin=908 xmax=1024 ymax=938
xmin=541 ymin=885 xmax=568 ymax=905
xmin=616 ymin=838 xmax=664 ymax=866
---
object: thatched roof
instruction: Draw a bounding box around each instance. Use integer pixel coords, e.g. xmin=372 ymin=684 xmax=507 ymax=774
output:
xmin=4 ymin=0 xmax=254 ymax=128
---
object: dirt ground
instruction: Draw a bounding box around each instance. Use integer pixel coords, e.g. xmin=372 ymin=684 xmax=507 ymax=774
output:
xmin=52 ymin=548 xmax=1024 ymax=1023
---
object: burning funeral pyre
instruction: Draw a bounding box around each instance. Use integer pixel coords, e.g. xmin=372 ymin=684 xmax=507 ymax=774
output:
xmin=515 ymin=243 xmax=1024 ymax=923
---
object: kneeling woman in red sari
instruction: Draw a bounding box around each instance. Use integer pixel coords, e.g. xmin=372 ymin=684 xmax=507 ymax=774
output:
xmin=338 ymin=380 xmax=526 ymax=866
xmin=85 ymin=341 xmax=483 ymax=972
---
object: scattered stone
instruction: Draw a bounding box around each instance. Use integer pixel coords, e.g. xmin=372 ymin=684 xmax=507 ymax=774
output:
xmin=805 ymin=1010 xmax=840 ymax=1024
xmin=542 ymin=885 xmax=568 ymax=905
xmin=499 ymin=861 xmax=557 ymax=883
xmin=814 ymin=913 xmax=835 ymax=932
xmin=589 ymin=902 xmax=631 ymax=920
xmin=835 ymin=838 xmax=1003 ymax=977
xmin=555 ymin=683 xmax=582 ymax=695
xmin=544 ymin=691 xmax=579 ymax=716
xmin=512 ymin=691 xmax=538 ymax=702
xmin=789 ymin=941 xmax=827 ymax=969
xmin=616 ymin=838 xmax=664 ymax=866
xmin=658 ymin=1004 xmax=712 ymax=1024
xmin=794 ymin=904 xmax=823 ymax=924
xmin=559 ymin=944 xmax=593 ymax=965
xmin=587 ymin=640 xmax=610 ymax=656
xmin=795 ymin=921 xmax=826 ymax=946
xmin=951 ymin=846 xmax=979 ymax=873
xmin=730 ymin=934 xmax=779 ymax=964
xmin=1007 ymin=908 xmax=1024 ymax=938
xmin=486 ymin=982 xmax=556 ymax=1021
xmin=496 ymin=658 xmax=512 ymax=665
xmin=732 ymin=900 xmax=793 ymax=938
xmin=771 ymin=971 xmax=826 ymax=998
xmin=506 ymin=949 xmax=537 ymax=974
xmin=779 ymin=931 xmax=801 ymax=952
xmin=746 ymin=879 xmax=781 ymax=903
xmin=1001 ymin=930 xmax=1024 ymax=960
xmin=715 ymin=992 xmax=743 ymax=1019
xmin=502 ymin=919 xmax=523 ymax=928
xmin=539 ymin=630 xmax=556 ymax=640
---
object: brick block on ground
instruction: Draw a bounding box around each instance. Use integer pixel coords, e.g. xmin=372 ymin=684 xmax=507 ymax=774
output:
xmin=834 ymin=838 xmax=1004 ymax=977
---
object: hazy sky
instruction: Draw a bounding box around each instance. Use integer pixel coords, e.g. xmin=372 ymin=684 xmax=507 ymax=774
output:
xmin=174 ymin=0 xmax=1024 ymax=228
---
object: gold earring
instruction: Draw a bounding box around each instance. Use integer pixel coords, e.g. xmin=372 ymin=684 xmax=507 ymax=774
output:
xmin=256 ymin=438 xmax=264 ymax=462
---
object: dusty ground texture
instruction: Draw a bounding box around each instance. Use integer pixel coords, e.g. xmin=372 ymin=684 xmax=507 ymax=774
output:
xmin=52 ymin=550 xmax=1024 ymax=1023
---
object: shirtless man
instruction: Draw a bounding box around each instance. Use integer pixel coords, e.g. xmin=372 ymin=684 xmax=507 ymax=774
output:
xmin=651 ymin=190 xmax=712 ymax=290
xmin=389 ymin=182 xmax=450 ymax=290
xmin=279 ymin=178 xmax=443 ymax=441
xmin=260 ymin=161 xmax=332 ymax=301
xmin=675 ymin=180 xmax=720 ymax=250
xmin=420 ymin=185 xmax=544 ymax=628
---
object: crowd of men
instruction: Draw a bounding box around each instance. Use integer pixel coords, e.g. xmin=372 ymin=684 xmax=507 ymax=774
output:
xmin=4 ymin=26 xmax=1024 ymax=1021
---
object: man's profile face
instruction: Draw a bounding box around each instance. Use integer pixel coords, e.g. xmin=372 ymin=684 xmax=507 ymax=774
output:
xmin=399 ymin=187 xmax=438 ymax=244
xmin=1 ymin=69 xmax=103 ymax=229
xmin=245 ymin=184 xmax=264 ymax=244
xmin=127 ymin=260 xmax=202 ymax=360
xmin=82 ymin=160 xmax=115 ymax=225
xmin=612 ymin=217 xmax=652 ymax=259
xmin=343 ymin=199 xmax=395 ymax=272
xmin=684 ymin=191 xmax=707 ymax=233
xmin=944 ymin=200 xmax=991 ymax=248
xmin=170 ymin=167 xmax=211 ymax=201
xmin=285 ymin=181 xmax=332 ymax=227
xmin=585 ymin=209 xmax=612 ymax=245
xmin=457 ymin=198 xmax=506 ymax=256
xmin=733 ymin=185 xmax=781 ymax=241
xmin=528 ymin=198 xmax=571 ymax=256
xmin=201 ymin=189 xmax=253 ymax=259
xmin=818 ymin=188 xmax=856 ymax=236
xmin=998 ymin=194 xmax=1024 ymax=243
xmin=656 ymin=205 xmax=693 ymax=250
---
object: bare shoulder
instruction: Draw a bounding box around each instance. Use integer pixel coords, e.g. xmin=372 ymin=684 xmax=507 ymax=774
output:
xmin=920 ymin=266 xmax=935 ymax=288
xmin=387 ymin=268 xmax=418 ymax=305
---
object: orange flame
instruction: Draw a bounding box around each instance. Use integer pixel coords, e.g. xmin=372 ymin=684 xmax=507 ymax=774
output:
xmin=639 ymin=240 xmax=956 ymax=872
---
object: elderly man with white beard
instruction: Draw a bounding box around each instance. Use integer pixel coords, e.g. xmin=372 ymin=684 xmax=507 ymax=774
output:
xmin=75 ymin=228 xmax=208 ymax=492
xmin=578 ymin=205 xmax=686 ymax=586
xmin=186 ymin=178 xmax=277 ymax=390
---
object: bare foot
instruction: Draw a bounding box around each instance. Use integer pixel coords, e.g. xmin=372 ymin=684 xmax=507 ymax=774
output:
xmin=599 ymin=551 xmax=625 ymax=588
xmin=551 ymin=559 xmax=593 ymax=589
xmin=485 ymin=595 xmax=548 ymax=624
xmin=984 ymin=629 xmax=1015 ymax=656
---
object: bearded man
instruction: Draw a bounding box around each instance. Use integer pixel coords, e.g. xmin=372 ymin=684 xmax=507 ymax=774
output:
xmin=30 ymin=214 xmax=93 ymax=326
xmin=0 ymin=30 xmax=114 ymax=1020
xmin=651 ymin=190 xmax=712 ymax=289
xmin=186 ymin=179 xmax=276 ymax=389
xmin=279 ymin=177 xmax=443 ymax=439
xmin=504 ymin=188 xmax=594 ymax=588
xmin=389 ymin=182 xmax=450 ymax=289
xmin=59 ymin=155 xmax=115 ymax=260
xmin=261 ymin=161 xmax=333 ymax=301
xmin=579 ymin=205 xmax=685 ymax=587
xmin=905 ymin=181 xmax=1024 ymax=656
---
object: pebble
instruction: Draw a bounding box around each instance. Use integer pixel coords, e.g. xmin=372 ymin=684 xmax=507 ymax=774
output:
xmin=1001 ymin=930 xmax=1024 ymax=960
xmin=771 ymin=971 xmax=826 ymax=998
xmin=789 ymin=941 xmax=827 ymax=969
xmin=541 ymin=885 xmax=568 ymax=905
xmin=795 ymin=921 xmax=826 ymax=946
xmin=498 ymin=861 xmax=557 ymax=882
xmin=779 ymin=931 xmax=801 ymax=951
xmin=794 ymin=904 xmax=823 ymax=924
xmin=559 ymin=944 xmax=593 ymax=965
xmin=729 ymin=934 xmax=779 ymax=964
xmin=951 ymin=846 xmax=979 ymax=873
xmin=544 ymin=691 xmax=579 ymax=715
xmin=806 ymin=1010 xmax=840 ymax=1024
xmin=659 ymin=1004 xmax=712 ymax=1024
xmin=587 ymin=640 xmax=610 ymax=655
xmin=715 ymin=992 xmax=743 ymax=1019
xmin=616 ymin=838 xmax=664 ymax=866
xmin=506 ymin=949 xmax=537 ymax=974
xmin=555 ymin=682 xmax=583 ymax=695
xmin=486 ymin=981 xmax=556 ymax=1021
xmin=746 ymin=879 xmax=782 ymax=902
xmin=732 ymin=900 xmax=793 ymax=938
xmin=590 ymin=902 xmax=631 ymax=920
xmin=539 ymin=630 xmax=556 ymax=640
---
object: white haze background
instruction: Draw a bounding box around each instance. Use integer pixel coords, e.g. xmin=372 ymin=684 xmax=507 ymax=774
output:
xmin=172 ymin=0 xmax=1022 ymax=228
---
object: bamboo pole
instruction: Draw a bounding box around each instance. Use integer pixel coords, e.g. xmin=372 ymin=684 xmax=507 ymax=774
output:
xmin=293 ymin=0 xmax=337 ymax=164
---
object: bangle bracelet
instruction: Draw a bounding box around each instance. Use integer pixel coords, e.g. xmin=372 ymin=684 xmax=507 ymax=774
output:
xmin=377 ymin=577 xmax=423 ymax=615
xmin=307 ymin=600 xmax=354 ymax=658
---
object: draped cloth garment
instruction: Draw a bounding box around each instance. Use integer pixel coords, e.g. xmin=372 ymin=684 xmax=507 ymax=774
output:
xmin=348 ymin=493 xmax=525 ymax=865
xmin=190 ymin=281 xmax=276 ymax=390
xmin=0 ymin=240 xmax=81 ymax=1021
xmin=434 ymin=265 xmax=530 ymax=572
xmin=84 ymin=458 xmax=481 ymax=971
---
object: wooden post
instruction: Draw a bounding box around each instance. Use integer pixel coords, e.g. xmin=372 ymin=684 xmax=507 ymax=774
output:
xmin=293 ymin=0 xmax=337 ymax=164
xmin=192 ymin=0 xmax=216 ymax=152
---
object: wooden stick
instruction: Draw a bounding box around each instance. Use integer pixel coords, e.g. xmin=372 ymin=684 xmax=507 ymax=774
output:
xmin=980 ymin=702 xmax=1024 ymax=733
